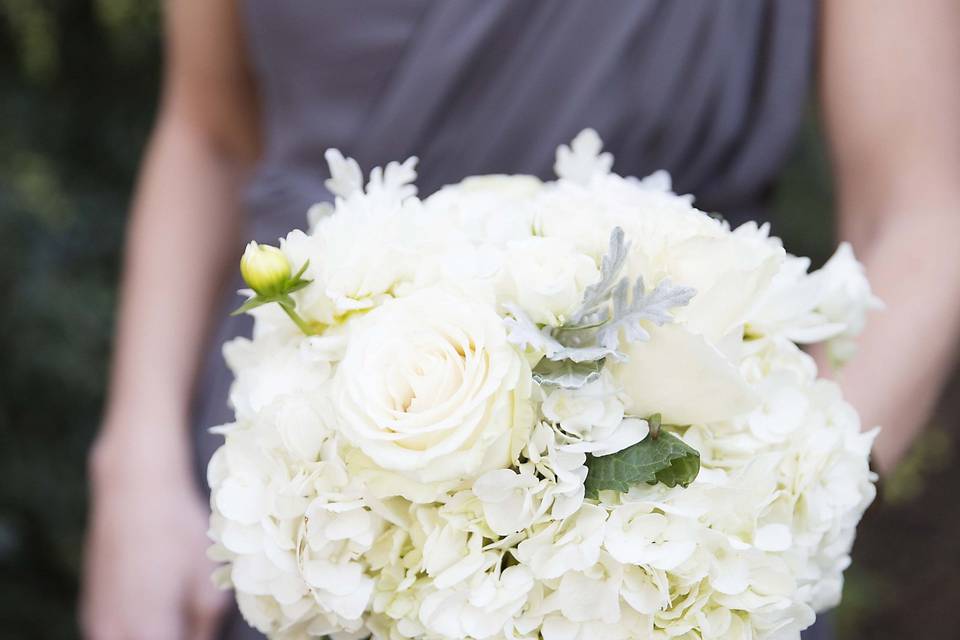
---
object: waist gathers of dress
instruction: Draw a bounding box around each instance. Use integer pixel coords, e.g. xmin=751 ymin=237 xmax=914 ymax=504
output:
xmin=193 ymin=3 xmax=830 ymax=639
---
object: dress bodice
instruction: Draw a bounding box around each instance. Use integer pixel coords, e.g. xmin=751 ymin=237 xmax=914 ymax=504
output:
xmin=240 ymin=0 xmax=816 ymax=241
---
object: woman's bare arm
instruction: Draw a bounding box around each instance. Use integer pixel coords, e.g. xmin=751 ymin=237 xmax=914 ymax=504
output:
xmin=98 ymin=0 xmax=259 ymax=449
xmin=82 ymin=0 xmax=260 ymax=637
xmin=820 ymin=0 xmax=960 ymax=474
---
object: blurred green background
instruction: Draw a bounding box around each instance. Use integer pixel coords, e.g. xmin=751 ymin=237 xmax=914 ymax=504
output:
xmin=0 ymin=2 xmax=958 ymax=639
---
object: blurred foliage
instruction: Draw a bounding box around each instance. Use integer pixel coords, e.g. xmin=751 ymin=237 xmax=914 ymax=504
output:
xmin=0 ymin=3 xmax=958 ymax=639
xmin=0 ymin=0 xmax=159 ymax=637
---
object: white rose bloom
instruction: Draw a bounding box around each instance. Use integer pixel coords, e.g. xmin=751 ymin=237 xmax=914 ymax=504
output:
xmin=500 ymin=236 xmax=599 ymax=326
xmin=612 ymin=324 xmax=757 ymax=426
xmin=425 ymin=174 xmax=541 ymax=246
xmin=662 ymin=227 xmax=784 ymax=343
xmin=334 ymin=287 xmax=533 ymax=485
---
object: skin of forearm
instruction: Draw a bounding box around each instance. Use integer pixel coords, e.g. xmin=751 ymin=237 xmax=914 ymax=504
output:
xmin=834 ymin=198 xmax=960 ymax=475
xmin=95 ymin=110 xmax=250 ymax=465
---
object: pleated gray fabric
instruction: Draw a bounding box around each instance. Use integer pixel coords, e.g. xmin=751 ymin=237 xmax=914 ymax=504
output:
xmin=193 ymin=3 xmax=830 ymax=638
xmin=237 ymin=0 xmax=815 ymax=245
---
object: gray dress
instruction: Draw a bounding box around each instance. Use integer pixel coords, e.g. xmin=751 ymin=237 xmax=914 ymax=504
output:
xmin=193 ymin=2 xmax=830 ymax=638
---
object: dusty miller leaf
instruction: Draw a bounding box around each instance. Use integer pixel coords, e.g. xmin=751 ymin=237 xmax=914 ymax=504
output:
xmin=584 ymin=430 xmax=700 ymax=498
xmin=597 ymin=277 xmax=696 ymax=350
xmin=550 ymin=344 xmax=619 ymax=363
xmin=504 ymin=304 xmax=564 ymax=354
xmin=532 ymin=358 xmax=604 ymax=390
xmin=324 ymin=150 xmax=419 ymax=206
xmin=554 ymin=128 xmax=614 ymax=185
xmin=503 ymin=227 xmax=694 ymax=388
xmin=324 ymin=149 xmax=364 ymax=198
xmin=506 ymin=305 xmax=616 ymax=363
xmin=568 ymin=227 xmax=630 ymax=326
xmin=365 ymin=157 xmax=419 ymax=206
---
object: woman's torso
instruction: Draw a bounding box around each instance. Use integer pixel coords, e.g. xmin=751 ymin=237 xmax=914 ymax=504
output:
xmin=240 ymin=0 xmax=816 ymax=243
xmin=202 ymin=3 xmax=827 ymax=637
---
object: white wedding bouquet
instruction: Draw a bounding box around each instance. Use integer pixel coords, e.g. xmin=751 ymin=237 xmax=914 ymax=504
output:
xmin=207 ymin=130 xmax=880 ymax=640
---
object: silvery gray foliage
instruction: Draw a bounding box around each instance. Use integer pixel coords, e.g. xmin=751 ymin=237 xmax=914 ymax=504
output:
xmin=502 ymin=304 xmax=563 ymax=355
xmin=596 ymin=276 xmax=696 ymax=350
xmin=567 ymin=227 xmax=630 ymax=326
xmin=506 ymin=227 xmax=696 ymax=389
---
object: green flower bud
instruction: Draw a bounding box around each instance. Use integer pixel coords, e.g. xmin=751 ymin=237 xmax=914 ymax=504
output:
xmin=240 ymin=241 xmax=291 ymax=296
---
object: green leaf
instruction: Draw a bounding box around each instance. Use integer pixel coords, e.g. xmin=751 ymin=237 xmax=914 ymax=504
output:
xmin=584 ymin=430 xmax=700 ymax=499
xmin=532 ymin=358 xmax=604 ymax=389
xmin=230 ymin=296 xmax=271 ymax=316
xmin=290 ymin=259 xmax=310 ymax=282
xmin=285 ymin=279 xmax=312 ymax=294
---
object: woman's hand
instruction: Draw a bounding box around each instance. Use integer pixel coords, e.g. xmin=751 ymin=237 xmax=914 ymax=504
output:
xmin=80 ymin=427 xmax=227 ymax=640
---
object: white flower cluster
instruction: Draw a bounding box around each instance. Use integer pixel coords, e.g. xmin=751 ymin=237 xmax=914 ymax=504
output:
xmin=208 ymin=130 xmax=879 ymax=639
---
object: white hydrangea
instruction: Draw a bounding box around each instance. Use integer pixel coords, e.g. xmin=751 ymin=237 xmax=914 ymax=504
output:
xmin=209 ymin=130 xmax=879 ymax=640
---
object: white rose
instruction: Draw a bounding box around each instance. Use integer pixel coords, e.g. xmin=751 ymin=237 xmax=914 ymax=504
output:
xmin=333 ymin=288 xmax=532 ymax=485
xmin=500 ymin=236 xmax=599 ymax=326
xmin=612 ymin=324 xmax=757 ymax=426
xmin=661 ymin=229 xmax=784 ymax=343
xmin=426 ymin=174 xmax=542 ymax=247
